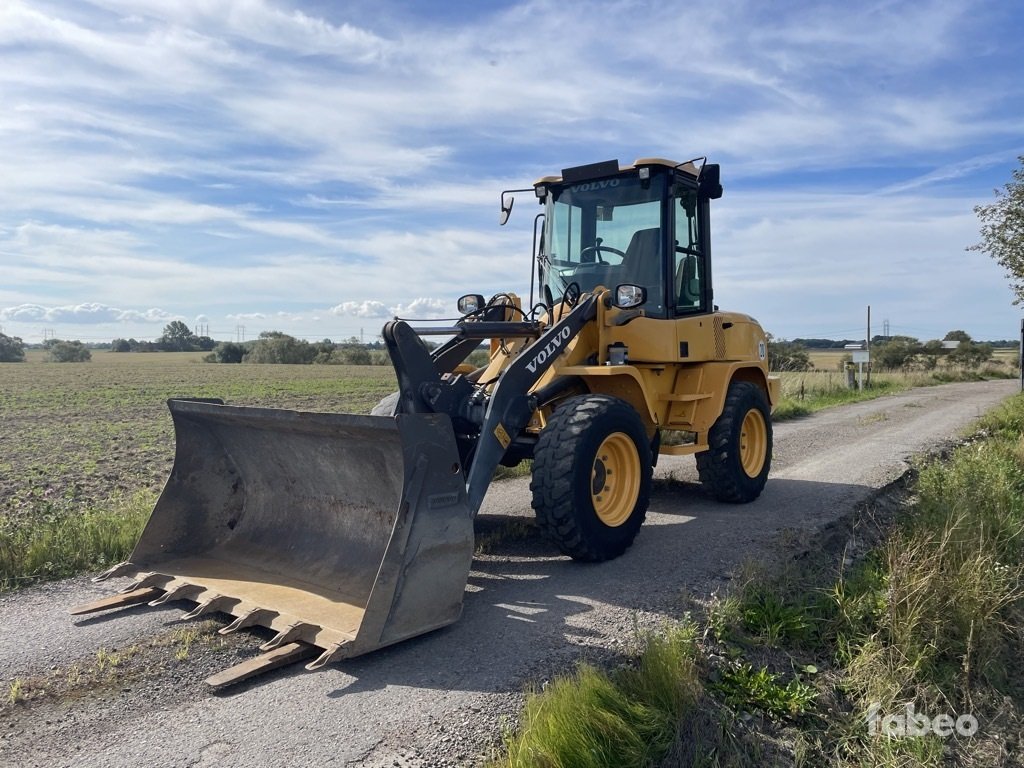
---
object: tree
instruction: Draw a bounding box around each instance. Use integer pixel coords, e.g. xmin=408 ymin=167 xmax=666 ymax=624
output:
xmin=45 ymin=340 xmax=91 ymax=362
xmin=111 ymin=338 xmax=132 ymax=352
xmin=766 ymin=334 xmax=812 ymax=372
xmin=969 ymin=155 xmax=1024 ymax=303
xmin=0 ymin=332 xmax=26 ymax=362
xmin=159 ymin=320 xmax=198 ymax=352
xmin=943 ymin=330 xmax=971 ymax=343
xmin=245 ymin=331 xmax=316 ymax=364
xmin=872 ymin=335 xmax=923 ymax=371
xmin=948 ymin=340 xmax=993 ymax=369
xmin=210 ymin=341 xmax=247 ymax=363
xmin=334 ymin=346 xmax=372 ymax=365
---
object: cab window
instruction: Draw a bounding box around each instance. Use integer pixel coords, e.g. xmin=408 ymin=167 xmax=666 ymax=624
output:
xmin=674 ymin=189 xmax=703 ymax=313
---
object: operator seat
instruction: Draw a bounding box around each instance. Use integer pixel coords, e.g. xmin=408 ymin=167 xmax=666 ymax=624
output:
xmin=621 ymin=228 xmax=663 ymax=314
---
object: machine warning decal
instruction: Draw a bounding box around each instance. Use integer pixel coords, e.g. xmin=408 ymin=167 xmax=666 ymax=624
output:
xmin=758 ymin=340 xmax=767 ymax=361
xmin=494 ymin=423 xmax=512 ymax=449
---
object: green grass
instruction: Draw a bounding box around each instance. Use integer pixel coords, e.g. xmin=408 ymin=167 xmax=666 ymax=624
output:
xmin=0 ymin=490 xmax=153 ymax=591
xmin=492 ymin=393 xmax=1024 ymax=768
xmin=771 ymin=365 xmax=1015 ymax=420
xmin=494 ymin=624 xmax=701 ymax=768
xmin=0 ymin=354 xmax=398 ymax=591
xmin=710 ymin=393 xmax=1024 ymax=766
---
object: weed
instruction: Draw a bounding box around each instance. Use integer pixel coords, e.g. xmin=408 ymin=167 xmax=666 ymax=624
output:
xmin=95 ymin=647 xmax=120 ymax=673
xmin=738 ymin=588 xmax=813 ymax=646
xmin=8 ymin=678 xmax=24 ymax=705
xmin=712 ymin=663 xmax=817 ymax=720
xmin=173 ymin=626 xmax=202 ymax=661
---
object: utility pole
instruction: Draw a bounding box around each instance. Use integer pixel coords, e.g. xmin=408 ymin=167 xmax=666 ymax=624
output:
xmin=866 ymin=305 xmax=871 ymax=388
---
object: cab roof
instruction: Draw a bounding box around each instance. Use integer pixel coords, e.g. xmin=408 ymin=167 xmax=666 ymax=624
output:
xmin=534 ymin=157 xmax=701 ymax=186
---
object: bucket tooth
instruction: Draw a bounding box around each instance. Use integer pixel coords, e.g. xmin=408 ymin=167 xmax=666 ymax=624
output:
xmin=120 ymin=572 xmax=167 ymax=593
xmin=77 ymin=400 xmax=475 ymax=687
xmin=205 ymin=641 xmax=317 ymax=689
xmin=259 ymin=621 xmax=319 ymax=652
xmin=93 ymin=561 xmax=135 ymax=583
xmin=70 ymin=587 xmax=162 ymax=616
xmin=181 ymin=594 xmax=237 ymax=621
xmin=305 ymin=641 xmax=350 ymax=671
xmin=219 ymin=608 xmax=277 ymax=635
xmin=148 ymin=582 xmax=201 ymax=607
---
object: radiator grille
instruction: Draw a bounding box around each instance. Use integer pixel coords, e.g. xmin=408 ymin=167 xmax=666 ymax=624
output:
xmin=713 ymin=317 xmax=726 ymax=359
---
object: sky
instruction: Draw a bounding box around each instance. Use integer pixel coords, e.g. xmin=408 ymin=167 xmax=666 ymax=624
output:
xmin=1 ymin=0 xmax=1023 ymax=346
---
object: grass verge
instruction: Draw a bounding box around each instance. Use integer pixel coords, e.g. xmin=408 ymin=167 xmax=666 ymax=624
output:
xmin=491 ymin=394 xmax=1024 ymax=767
xmin=494 ymin=624 xmax=702 ymax=768
xmin=0 ymin=489 xmax=153 ymax=592
xmin=772 ymin=366 xmax=1014 ymax=420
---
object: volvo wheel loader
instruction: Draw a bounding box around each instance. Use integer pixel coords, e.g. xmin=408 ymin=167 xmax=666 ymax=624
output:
xmin=73 ymin=156 xmax=779 ymax=687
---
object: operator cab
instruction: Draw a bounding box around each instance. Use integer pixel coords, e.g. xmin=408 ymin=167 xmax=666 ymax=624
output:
xmin=534 ymin=158 xmax=719 ymax=318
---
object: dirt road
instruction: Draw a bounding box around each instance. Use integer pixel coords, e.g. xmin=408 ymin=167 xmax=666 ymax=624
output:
xmin=0 ymin=379 xmax=1016 ymax=767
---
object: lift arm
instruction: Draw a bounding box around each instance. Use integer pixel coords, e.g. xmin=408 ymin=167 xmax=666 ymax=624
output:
xmin=383 ymin=294 xmax=600 ymax=514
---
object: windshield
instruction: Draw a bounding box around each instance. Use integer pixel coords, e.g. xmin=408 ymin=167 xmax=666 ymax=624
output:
xmin=540 ymin=174 xmax=666 ymax=316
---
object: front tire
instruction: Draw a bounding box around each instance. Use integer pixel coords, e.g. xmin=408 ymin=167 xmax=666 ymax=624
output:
xmin=696 ymin=380 xmax=772 ymax=503
xmin=530 ymin=395 xmax=652 ymax=561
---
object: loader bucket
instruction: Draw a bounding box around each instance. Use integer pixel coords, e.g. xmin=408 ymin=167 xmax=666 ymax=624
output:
xmin=77 ymin=399 xmax=475 ymax=685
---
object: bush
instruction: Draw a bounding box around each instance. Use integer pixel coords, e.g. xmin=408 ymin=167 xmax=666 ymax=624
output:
xmin=209 ymin=341 xmax=247 ymax=364
xmin=767 ymin=335 xmax=812 ymax=372
xmin=244 ymin=331 xmax=317 ymax=364
xmin=0 ymin=332 xmax=26 ymax=362
xmin=333 ymin=346 xmax=372 ymax=365
xmin=44 ymin=340 xmax=91 ymax=363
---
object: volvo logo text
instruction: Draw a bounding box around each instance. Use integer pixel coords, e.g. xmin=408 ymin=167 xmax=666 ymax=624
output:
xmin=573 ymin=179 xmax=620 ymax=192
xmin=526 ymin=326 xmax=572 ymax=373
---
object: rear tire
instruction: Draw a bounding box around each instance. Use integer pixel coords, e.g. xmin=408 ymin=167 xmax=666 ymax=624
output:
xmin=530 ymin=395 xmax=652 ymax=561
xmin=696 ymin=380 xmax=772 ymax=503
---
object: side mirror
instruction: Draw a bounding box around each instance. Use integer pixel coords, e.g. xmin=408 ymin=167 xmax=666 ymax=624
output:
xmin=698 ymin=164 xmax=723 ymax=199
xmin=499 ymin=194 xmax=514 ymax=225
xmin=613 ymin=284 xmax=647 ymax=309
xmin=499 ymin=187 xmax=536 ymax=225
xmin=457 ymin=294 xmax=486 ymax=315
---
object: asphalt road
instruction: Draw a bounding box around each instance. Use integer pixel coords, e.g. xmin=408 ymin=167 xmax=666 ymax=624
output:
xmin=0 ymin=379 xmax=1016 ymax=767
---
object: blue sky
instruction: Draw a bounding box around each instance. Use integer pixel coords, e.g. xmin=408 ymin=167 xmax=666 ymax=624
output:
xmin=1 ymin=0 xmax=1023 ymax=345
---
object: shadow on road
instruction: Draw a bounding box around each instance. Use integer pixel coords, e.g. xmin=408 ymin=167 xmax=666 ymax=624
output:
xmin=303 ymin=476 xmax=874 ymax=699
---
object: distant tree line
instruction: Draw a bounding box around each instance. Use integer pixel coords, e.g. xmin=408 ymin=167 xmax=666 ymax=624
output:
xmin=768 ymin=329 xmax=1005 ymax=373
xmin=112 ymin=321 xmax=215 ymax=353
xmin=202 ymin=330 xmax=493 ymax=367
xmin=204 ymin=331 xmax=394 ymax=366
xmin=0 ymin=333 xmax=95 ymax=363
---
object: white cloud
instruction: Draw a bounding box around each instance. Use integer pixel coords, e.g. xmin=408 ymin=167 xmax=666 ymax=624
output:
xmin=0 ymin=302 xmax=179 ymax=324
xmin=329 ymin=298 xmax=451 ymax=320
xmin=330 ymin=301 xmax=390 ymax=319
xmin=0 ymin=0 xmax=1021 ymax=344
xmin=392 ymin=298 xmax=450 ymax=319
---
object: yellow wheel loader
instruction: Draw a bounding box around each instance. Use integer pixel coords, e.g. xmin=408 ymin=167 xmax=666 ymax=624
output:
xmin=73 ymin=157 xmax=779 ymax=686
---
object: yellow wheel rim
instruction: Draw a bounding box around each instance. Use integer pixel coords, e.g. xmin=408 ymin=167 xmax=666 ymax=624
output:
xmin=591 ymin=432 xmax=641 ymax=527
xmin=739 ymin=408 xmax=768 ymax=478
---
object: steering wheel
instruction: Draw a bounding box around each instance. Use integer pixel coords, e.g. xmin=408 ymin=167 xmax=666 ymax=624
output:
xmin=579 ymin=243 xmax=626 ymax=264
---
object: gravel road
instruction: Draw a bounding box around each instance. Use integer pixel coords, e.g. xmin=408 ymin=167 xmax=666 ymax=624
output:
xmin=0 ymin=379 xmax=1016 ymax=767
